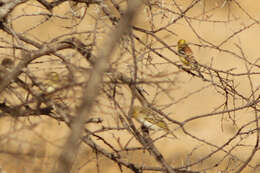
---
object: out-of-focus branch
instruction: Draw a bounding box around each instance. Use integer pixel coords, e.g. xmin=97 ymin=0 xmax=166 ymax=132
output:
xmin=0 ymin=38 xmax=74 ymax=94
xmin=0 ymin=0 xmax=27 ymax=20
xmin=53 ymin=1 xmax=143 ymax=173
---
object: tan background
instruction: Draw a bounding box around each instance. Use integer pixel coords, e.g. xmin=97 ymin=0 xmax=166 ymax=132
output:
xmin=0 ymin=0 xmax=259 ymax=172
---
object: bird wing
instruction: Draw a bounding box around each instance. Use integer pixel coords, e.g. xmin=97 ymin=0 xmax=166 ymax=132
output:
xmin=142 ymin=109 xmax=168 ymax=130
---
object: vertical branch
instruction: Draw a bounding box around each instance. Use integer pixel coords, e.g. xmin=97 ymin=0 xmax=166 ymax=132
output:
xmin=53 ymin=1 xmax=143 ymax=172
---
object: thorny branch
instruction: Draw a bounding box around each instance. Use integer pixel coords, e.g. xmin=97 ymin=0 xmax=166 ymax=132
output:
xmin=0 ymin=0 xmax=259 ymax=173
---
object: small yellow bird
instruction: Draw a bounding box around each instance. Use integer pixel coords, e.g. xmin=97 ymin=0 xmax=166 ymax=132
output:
xmin=132 ymin=106 xmax=177 ymax=138
xmin=177 ymin=39 xmax=199 ymax=69
xmin=45 ymin=72 xmax=61 ymax=93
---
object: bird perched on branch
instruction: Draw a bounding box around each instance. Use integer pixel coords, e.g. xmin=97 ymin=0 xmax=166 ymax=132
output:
xmin=45 ymin=72 xmax=62 ymax=93
xmin=177 ymin=39 xmax=199 ymax=70
xmin=132 ymin=106 xmax=177 ymax=138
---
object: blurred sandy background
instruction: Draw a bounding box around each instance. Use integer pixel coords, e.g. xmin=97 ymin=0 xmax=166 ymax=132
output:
xmin=0 ymin=0 xmax=259 ymax=172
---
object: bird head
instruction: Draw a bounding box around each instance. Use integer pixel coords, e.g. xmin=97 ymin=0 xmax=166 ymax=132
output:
xmin=47 ymin=72 xmax=60 ymax=83
xmin=177 ymin=39 xmax=186 ymax=47
xmin=132 ymin=106 xmax=144 ymax=119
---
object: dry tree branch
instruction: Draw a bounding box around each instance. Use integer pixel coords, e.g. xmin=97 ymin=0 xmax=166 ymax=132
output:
xmin=53 ymin=1 xmax=143 ymax=172
xmin=0 ymin=0 xmax=259 ymax=172
xmin=0 ymin=38 xmax=73 ymax=93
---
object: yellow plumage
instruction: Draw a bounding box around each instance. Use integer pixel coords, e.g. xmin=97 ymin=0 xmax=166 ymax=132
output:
xmin=177 ymin=39 xmax=199 ymax=69
xmin=132 ymin=106 xmax=169 ymax=131
xmin=45 ymin=72 xmax=61 ymax=93
xmin=132 ymin=106 xmax=177 ymax=138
